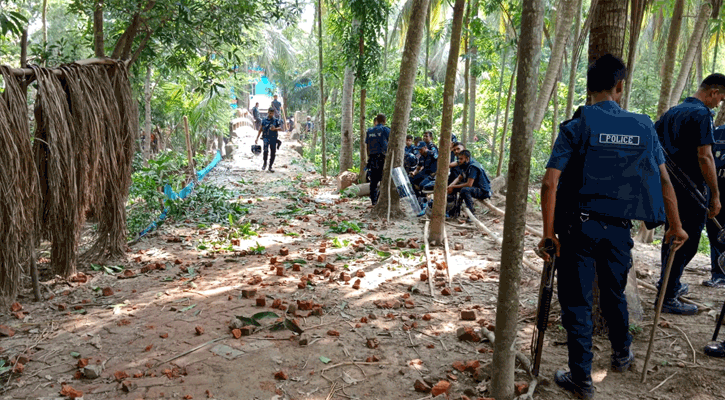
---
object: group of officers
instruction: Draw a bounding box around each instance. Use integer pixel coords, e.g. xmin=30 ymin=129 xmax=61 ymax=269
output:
xmin=365 ymin=116 xmax=493 ymax=220
xmin=539 ymin=54 xmax=725 ymax=399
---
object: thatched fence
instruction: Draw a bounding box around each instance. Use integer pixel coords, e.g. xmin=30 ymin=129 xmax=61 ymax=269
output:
xmin=0 ymin=59 xmax=138 ymax=301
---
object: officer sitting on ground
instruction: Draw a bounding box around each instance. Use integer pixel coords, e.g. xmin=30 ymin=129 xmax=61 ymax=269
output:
xmin=447 ymin=150 xmax=491 ymax=219
xmin=448 ymin=142 xmax=466 ymax=184
xmin=539 ymin=54 xmax=687 ymax=399
xmin=410 ymin=141 xmax=437 ymax=196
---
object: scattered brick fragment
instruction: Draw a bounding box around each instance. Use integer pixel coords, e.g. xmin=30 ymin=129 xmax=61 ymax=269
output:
xmin=240 ymin=326 xmax=255 ymax=336
xmin=414 ymin=379 xmax=431 ymax=393
xmin=465 ymin=360 xmax=480 ymax=372
xmin=515 ymin=382 xmax=530 ymax=396
xmin=292 ymin=263 xmax=302 ymax=271
xmin=12 ymin=363 xmax=24 ymax=373
xmin=144 ymin=344 xmax=153 ymax=352
xmin=256 ymin=297 xmax=266 ymax=307
xmin=360 ymin=317 xmax=368 ymax=323
xmin=77 ymin=358 xmax=89 ymax=368
xmin=431 ymin=381 xmax=451 ymax=397
xmin=461 ymin=310 xmax=476 ymax=321
xmin=121 ymin=380 xmax=137 ymax=392
xmin=272 ymin=299 xmax=282 ymax=308
xmin=422 ymin=314 xmax=432 ymax=321
xmin=352 ymin=279 xmax=361 ymax=289
xmin=456 ymin=327 xmax=480 ymax=342
xmin=270 ymin=257 xmax=277 ymax=264
xmin=232 ymin=329 xmax=242 ymax=339
xmin=114 ymin=371 xmax=130 ymax=381
xmin=298 ymin=282 xmax=307 ymax=289
xmin=102 ymin=287 xmax=114 ymax=296
xmin=366 ymin=338 xmax=379 ymax=349
xmin=327 ymin=330 xmax=340 ymax=337
xmin=441 ymin=288 xmax=452 ymax=296
xmin=276 ymin=266 xmax=285 ymax=276
xmin=365 ymin=355 xmax=380 ymax=362
xmin=10 ymin=302 xmax=22 ymax=312
xmin=60 ymin=384 xmax=83 ymax=399
xmin=470 ymin=274 xmax=480 ymax=281
xmin=452 ymin=361 xmax=466 ymax=372
xmin=420 ymin=272 xmax=428 ymax=281
xmin=485 ymin=323 xmax=496 ymax=332
xmin=280 ymin=247 xmax=289 ymax=256
xmin=356 ymin=270 xmax=366 ymax=278
xmin=206 ymin=389 xmax=213 ymax=398
xmin=195 ymin=326 xmax=204 ymax=335
xmin=274 ymin=371 xmax=289 ymax=380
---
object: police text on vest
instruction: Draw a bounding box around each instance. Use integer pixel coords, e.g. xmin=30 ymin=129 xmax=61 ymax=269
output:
xmin=598 ymin=134 xmax=640 ymax=146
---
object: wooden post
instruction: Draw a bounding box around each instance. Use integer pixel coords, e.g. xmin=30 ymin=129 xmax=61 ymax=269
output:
xmin=183 ymin=116 xmax=196 ymax=183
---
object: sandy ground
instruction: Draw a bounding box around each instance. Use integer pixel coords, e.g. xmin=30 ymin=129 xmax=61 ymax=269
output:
xmin=1 ymin=126 xmax=724 ymax=400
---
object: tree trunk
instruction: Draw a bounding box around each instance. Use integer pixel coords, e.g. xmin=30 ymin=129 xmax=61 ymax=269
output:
xmin=496 ymin=58 xmax=517 ymax=177
xmin=468 ymin=74 xmax=476 ymax=142
xmin=359 ymin=88 xmax=367 ymax=183
xmin=622 ymin=0 xmax=648 ymax=110
xmin=588 ymin=0 xmax=627 ymax=64
xmin=533 ymin=0 xmax=577 ymax=130
xmin=697 ymin=40 xmax=704 ymax=86
xmin=461 ymin=1 xmax=471 ymax=144
xmin=656 ymin=0 xmax=685 ymax=119
xmin=310 ymin=110 xmax=319 ymax=160
xmin=713 ymin=30 xmax=720 ymax=74
xmin=491 ymin=45 xmax=508 ymax=162
xmin=565 ymin=0 xmax=583 ymax=119
xmin=93 ymin=0 xmax=104 ymax=57
xmin=383 ymin=8 xmax=389 ymax=73
xmin=144 ymin=65 xmax=152 ymax=164
xmin=339 ymin=65 xmax=356 ymax=172
xmin=429 ymin=0 xmax=466 ymax=244
xmin=669 ymin=2 xmax=712 ymax=107
xmin=42 ymin=0 xmax=48 ymax=51
xmin=372 ymin=0 xmax=431 ymax=218
xmin=715 ymin=100 xmax=725 ymax=127
xmin=490 ymin=0 xmax=544 ymax=398
xmin=318 ymin=0 xmax=326 ymax=177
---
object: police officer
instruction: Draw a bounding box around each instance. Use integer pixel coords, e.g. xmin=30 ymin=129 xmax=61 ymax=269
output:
xmin=539 ymin=54 xmax=687 ymax=399
xmin=405 ymin=135 xmax=415 ymax=154
xmin=365 ymin=113 xmax=390 ymax=205
xmin=410 ymin=141 xmax=438 ymax=198
xmin=254 ymin=108 xmax=282 ymax=173
xmin=447 ymin=150 xmax=491 ymax=217
xmin=252 ymin=102 xmax=261 ymax=131
xmin=705 ymin=124 xmax=725 ymax=288
xmin=656 ymin=73 xmax=725 ymax=314
xmin=305 ymin=116 xmax=313 ymax=139
xmin=271 ymin=95 xmax=282 ymax=120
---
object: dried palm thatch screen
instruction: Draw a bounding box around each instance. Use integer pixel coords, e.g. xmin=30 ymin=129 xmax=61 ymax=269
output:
xmin=0 ymin=67 xmax=38 ymax=299
xmin=0 ymin=60 xmax=137 ymax=299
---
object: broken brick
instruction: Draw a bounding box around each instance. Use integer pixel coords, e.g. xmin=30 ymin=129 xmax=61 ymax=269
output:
xmin=422 ymin=314 xmax=432 ymax=321
xmin=276 ymin=266 xmax=285 ymax=276
xmin=160 ymin=333 xmax=169 ymax=339
xmin=365 ymin=355 xmax=380 ymax=362
xmin=70 ymin=272 xmax=88 ymax=283
xmin=195 ymin=326 xmax=204 ymax=335
xmin=280 ymin=247 xmax=289 ymax=256
xmin=431 ymin=381 xmax=451 ymax=397
xmin=441 ymin=288 xmax=452 ymax=296
xmin=77 ymin=358 xmax=89 ymax=368
xmin=121 ymin=380 xmax=137 ymax=393
xmin=270 ymin=257 xmax=277 ymax=264
xmin=360 ymin=317 xmax=368 ymax=323
xmin=454 ymin=286 xmax=463 ymax=292
xmin=485 ymin=323 xmax=496 ymax=332
xmin=297 ymin=281 xmax=307 ymax=289
xmin=10 ymin=302 xmax=22 ymax=312
xmin=274 ymin=371 xmax=289 ymax=380
xmin=356 ymin=270 xmax=366 ymax=278
xmin=465 ymin=360 xmax=480 ymax=372
xmin=366 ymin=338 xmax=379 ymax=349
xmin=114 ymin=371 xmax=129 ymax=381
xmin=256 ymin=297 xmax=266 ymax=307
xmin=102 ymin=287 xmax=114 ymax=296
xmin=470 ymin=274 xmax=480 ymax=281
xmin=144 ymin=344 xmax=153 ymax=352
xmin=327 ymin=330 xmax=340 ymax=337
xmin=456 ymin=327 xmax=480 ymax=342
xmin=461 ymin=310 xmax=476 ymax=321
xmin=414 ymin=379 xmax=431 ymax=393
xmin=515 ymin=381 xmax=530 ymax=396
xmin=292 ymin=263 xmax=302 ymax=271
xmin=12 ymin=363 xmax=24 ymax=373
xmin=454 ymin=243 xmax=464 ymax=250
xmin=317 ymin=255 xmax=326 ymax=262
xmin=352 ymin=279 xmax=361 ymax=290
xmin=404 ymin=300 xmax=415 ymax=309
xmin=232 ymin=329 xmax=242 ymax=339
xmin=60 ymin=384 xmax=83 ymax=399
xmin=452 ymin=361 xmax=466 ymax=372
xmin=272 ymin=299 xmax=282 ymax=308
xmin=420 ymin=272 xmax=428 ymax=281
xmin=297 ymin=300 xmax=313 ymax=311
xmin=0 ymin=325 xmax=16 ymax=338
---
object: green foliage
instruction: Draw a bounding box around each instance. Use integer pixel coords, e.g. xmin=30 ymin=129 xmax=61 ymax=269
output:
xmin=0 ymin=3 xmax=27 ymax=38
xmin=698 ymin=228 xmax=710 ymax=255
xmin=247 ymin=242 xmax=266 ymax=255
xmin=326 ymin=220 xmax=362 ymax=234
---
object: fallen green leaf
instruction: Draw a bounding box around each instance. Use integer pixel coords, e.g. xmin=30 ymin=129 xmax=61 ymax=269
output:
xmin=180 ymin=304 xmax=197 ymax=312
xmin=70 ymin=352 xmax=80 ymax=358
xmin=319 ymin=356 xmax=331 ymax=364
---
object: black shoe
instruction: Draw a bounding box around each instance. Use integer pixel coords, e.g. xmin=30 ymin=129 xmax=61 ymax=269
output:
xmin=277 ymin=141 xmax=282 ymax=150
xmin=262 ymin=163 xmax=267 ymax=171
xmin=674 ymin=283 xmax=689 ymax=298
xmin=703 ymin=277 xmax=725 ymax=288
xmin=554 ymin=370 xmax=595 ymax=399
xmin=704 ymin=341 xmax=725 ymax=358
xmin=661 ymin=298 xmax=698 ymax=315
xmin=611 ymin=348 xmax=634 ymax=372
xmin=268 ymin=169 xmax=275 ymax=173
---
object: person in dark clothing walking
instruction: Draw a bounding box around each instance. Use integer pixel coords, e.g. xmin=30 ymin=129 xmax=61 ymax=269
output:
xmin=365 ymin=113 xmax=390 ymax=205
xmin=255 ymin=108 xmax=282 ymax=173
xmin=271 ymin=95 xmax=282 ymax=119
xmin=252 ymin=102 xmax=261 ymax=130
xmin=656 ymin=73 xmax=725 ymax=315
xmin=705 ymin=124 xmax=725 ymax=288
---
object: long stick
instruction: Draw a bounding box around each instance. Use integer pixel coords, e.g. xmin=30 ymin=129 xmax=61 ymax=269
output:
xmin=423 ymin=220 xmax=435 ymax=297
xmin=641 ymin=247 xmax=678 ymax=383
xmin=712 ymin=299 xmax=725 ymax=341
xmin=442 ymin=225 xmax=452 ymax=286
xmin=387 ymin=151 xmax=394 ymax=221
xmin=152 ymin=337 xmax=223 ymax=368
xmin=30 ymin=247 xmax=41 ymax=301
xmin=183 ymin=116 xmax=196 ymax=183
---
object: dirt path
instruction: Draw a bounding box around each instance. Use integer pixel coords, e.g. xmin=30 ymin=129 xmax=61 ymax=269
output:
xmin=1 ymin=126 xmax=724 ymax=400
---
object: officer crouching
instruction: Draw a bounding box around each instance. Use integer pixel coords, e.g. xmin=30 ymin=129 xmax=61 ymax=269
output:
xmin=538 ymin=54 xmax=688 ymax=399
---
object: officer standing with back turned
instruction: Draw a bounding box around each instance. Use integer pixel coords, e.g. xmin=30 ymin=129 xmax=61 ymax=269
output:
xmin=365 ymin=113 xmax=390 ymax=206
xmin=656 ymin=74 xmax=725 ymax=313
xmin=539 ymin=54 xmax=687 ymax=399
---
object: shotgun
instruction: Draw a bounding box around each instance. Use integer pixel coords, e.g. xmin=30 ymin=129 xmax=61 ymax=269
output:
xmin=531 ymin=238 xmax=557 ymax=377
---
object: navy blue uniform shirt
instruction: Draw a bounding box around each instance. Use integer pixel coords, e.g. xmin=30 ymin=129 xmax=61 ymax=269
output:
xmin=655 ymin=97 xmax=715 ymax=189
xmin=365 ymin=124 xmax=391 ymax=156
xmin=460 ymin=158 xmax=491 ymax=191
xmin=252 ymin=106 xmax=260 ymax=121
xmin=271 ymin=100 xmax=282 ymax=115
xmin=261 ymin=117 xmax=281 ymax=141
xmin=713 ymin=125 xmax=725 ymax=190
xmin=405 ymin=144 xmax=415 ymax=155
xmin=419 ymin=150 xmax=438 ymax=175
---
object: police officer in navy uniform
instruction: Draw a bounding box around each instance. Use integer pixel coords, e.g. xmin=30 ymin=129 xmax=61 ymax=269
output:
xmin=254 ymin=108 xmax=282 ymax=173
xmin=539 ymin=54 xmax=687 ymax=399
xmin=405 ymin=135 xmax=415 ymax=154
xmin=271 ymin=95 xmax=282 ymax=119
xmin=656 ymin=73 xmax=725 ymax=315
xmin=365 ymin=113 xmax=390 ymax=205
xmin=252 ymin=102 xmax=261 ymax=130
xmin=447 ymin=149 xmax=491 ymax=217
xmin=410 ymin=141 xmax=438 ymax=197
xmin=705 ymin=124 xmax=725 ymax=288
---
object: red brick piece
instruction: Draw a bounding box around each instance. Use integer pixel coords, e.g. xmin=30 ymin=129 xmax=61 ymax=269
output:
xmin=431 ymin=381 xmax=451 ymax=397
xmin=366 ymin=338 xmax=378 ymax=349
xmin=422 ymin=314 xmax=432 ymax=321
xmin=420 ymin=272 xmax=428 ymax=281
xmin=0 ymin=325 xmax=15 ymax=337
xmin=272 ymin=299 xmax=282 ymax=308
xmin=452 ymin=361 xmax=466 ymax=372
xmin=231 ymin=329 xmax=242 ymax=339
xmin=256 ymin=297 xmax=266 ymax=307
xmin=515 ymin=381 xmax=530 ymax=396
xmin=465 ymin=360 xmax=480 ymax=372
xmin=292 ymin=263 xmax=302 ymax=271
xmin=457 ymin=327 xmax=480 ymax=342
xmin=195 ymin=326 xmax=204 ymax=335
xmin=441 ymin=288 xmax=452 ymax=296
xmin=60 ymin=385 xmax=83 ymax=399
xmin=160 ymin=333 xmax=169 ymax=339
xmin=114 ymin=371 xmax=129 ymax=381
xmin=274 ymin=371 xmax=289 ymax=380
xmin=404 ymin=300 xmax=415 ymax=309
xmin=102 ymin=287 xmax=114 ymax=296
xmin=276 ymin=266 xmax=285 ymax=276
xmin=77 ymin=358 xmax=89 ymax=368
xmin=461 ymin=310 xmax=476 ymax=321
xmin=327 ymin=330 xmax=340 ymax=337
xmin=10 ymin=302 xmax=22 ymax=312
xmin=270 ymin=257 xmax=277 ymax=264
xmin=414 ymin=379 xmax=431 ymax=393
xmin=356 ymin=270 xmax=366 ymax=278
xmin=280 ymin=247 xmax=289 ymax=256
xmin=352 ymin=279 xmax=361 ymax=289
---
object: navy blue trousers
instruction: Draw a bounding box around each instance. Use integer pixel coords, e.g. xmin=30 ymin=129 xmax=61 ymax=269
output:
xmin=659 ymin=186 xmax=707 ymax=299
xmin=368 ymin=154 xmax=386 ymax=205
xmin=459 ymin=186 xmax=490 ymax=213
xmin=557 ymin=217 xmax=633 ymax=381
xmin=706 ymin=216 xmax=725 ymax=280
xmin=262 ymin=137 xmax=277 ymax=168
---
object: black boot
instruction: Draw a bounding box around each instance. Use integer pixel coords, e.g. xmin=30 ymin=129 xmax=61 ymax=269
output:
xmin=554 ymin=370 xmax=595 ymax=399
xmin=611 ymin=348 xmax=634 ymax=372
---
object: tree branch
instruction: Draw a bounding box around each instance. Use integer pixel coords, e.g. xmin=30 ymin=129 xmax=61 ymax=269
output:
xmin=94 ymin=0 xmax=104 ymax=57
